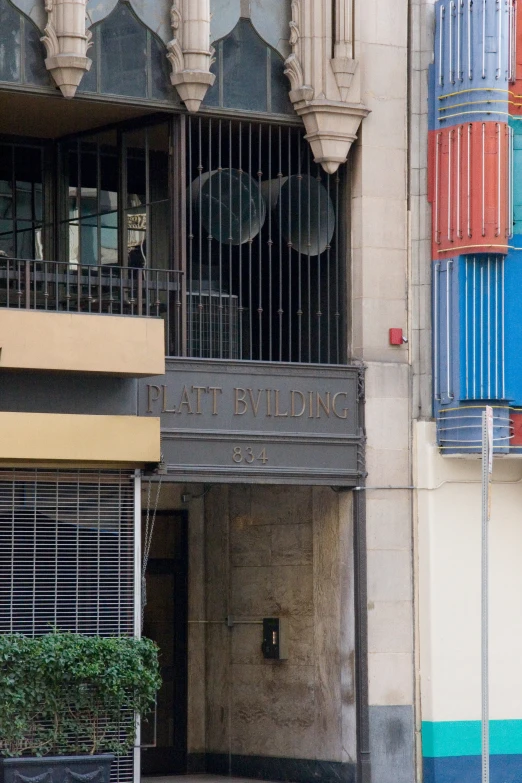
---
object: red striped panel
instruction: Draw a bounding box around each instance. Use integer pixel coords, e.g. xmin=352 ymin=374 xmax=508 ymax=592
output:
xmin=428 ymin=122 xmax=510 ymax=260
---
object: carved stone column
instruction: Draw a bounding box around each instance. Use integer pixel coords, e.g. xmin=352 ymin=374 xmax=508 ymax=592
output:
xmin=167 ymin=0 xmax=215 ymax=113
xmin=41 ymin=0 xmax=92 ymax=98
xmin=284 ymin=0 xmax=368 ymax=174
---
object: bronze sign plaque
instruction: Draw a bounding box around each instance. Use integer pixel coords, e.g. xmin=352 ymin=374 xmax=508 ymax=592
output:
xmin=139 ymin=359 xmax=363 ymax=485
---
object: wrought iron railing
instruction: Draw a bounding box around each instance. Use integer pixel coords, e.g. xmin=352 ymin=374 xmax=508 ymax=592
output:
xmin=0 ymin=258 xmax=183 ymax=356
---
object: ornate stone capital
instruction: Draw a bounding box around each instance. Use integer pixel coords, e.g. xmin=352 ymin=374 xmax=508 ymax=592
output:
xmin=167 ymin=0 xmax=215 ymax=112
xmin=41 ymin=0 xmax=92 ymax=98
xmin=284 ymin=0 xmax=369 ymax=173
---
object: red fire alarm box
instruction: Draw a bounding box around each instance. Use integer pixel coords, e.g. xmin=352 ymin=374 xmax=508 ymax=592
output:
xmin=389 ymin=328 xmax=404 ymax=346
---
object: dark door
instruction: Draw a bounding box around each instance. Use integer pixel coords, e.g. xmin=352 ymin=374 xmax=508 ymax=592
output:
xmin=141 ymin=511 xmax=188 ymax=776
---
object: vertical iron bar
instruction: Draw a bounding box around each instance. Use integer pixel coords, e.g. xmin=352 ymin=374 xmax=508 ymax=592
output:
xmin=307 ymin=148 xmax=312 ymax=362
xmin=239 ymin=122 xmax=244 ymax=359
xmin=209 ymin=118 xmax=215 ymax=357
xmin=198 ymin=118 xmax=203 ymax=358
xmin=248 ymin=123 xmax=253 ymax=359
xmin=268 ymin=124 xmax=273 ymax=362
xmin=174 ymin=115 xmax=188 ymax=356
xmin=258 ymin=124 xmax=263 ymax=360
xmin=336 ymin=169 xmax=341 ymax=363
xmin=286 ymin=127 xmax=292 ymax=362
xmin=317 ymin=166 xmax=322 ymax=363
xmin=229 ymin=122 xmax=234 ymax=360
xmin=278 ymin=126 xmax=283 ymax=361
xmin=188 ymin=116 xmax=194 ymax=356
xmin=298 ymin=133 xmax=302 ymax=362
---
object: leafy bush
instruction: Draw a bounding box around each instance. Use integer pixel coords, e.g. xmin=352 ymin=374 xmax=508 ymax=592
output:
xmin=0 ymin=632 xmax=161 ymax=758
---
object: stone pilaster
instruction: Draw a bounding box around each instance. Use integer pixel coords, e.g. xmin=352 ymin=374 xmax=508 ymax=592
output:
xmin=284 ymin=0 xmax=368 ymax=174
xmin=167 ymin=0 xmax=215 ymax=113
xmin=41 ymin=0 xmax=91 ymax=98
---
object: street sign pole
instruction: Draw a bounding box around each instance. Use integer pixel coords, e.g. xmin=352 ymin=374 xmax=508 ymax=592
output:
xmin=481 ymin=406 xmax=493 ymax=783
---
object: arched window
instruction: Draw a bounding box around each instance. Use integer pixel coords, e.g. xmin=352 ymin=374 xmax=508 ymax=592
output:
xmin=203 ymin=18 xmax=293 ymax=116
xmin=0 ymin=0 xmax=48 ymax=86
xmin=79 ymin=2 xmax=176 ymax=103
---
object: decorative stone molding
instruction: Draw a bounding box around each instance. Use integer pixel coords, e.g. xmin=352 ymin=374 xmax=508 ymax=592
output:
xmin=284 ymin=0 xmax=368 ymax=174
xmin=41 ymin=0 xmax=92 ymax=98
xmin=167 ymin=0 xmax=215 ymax=113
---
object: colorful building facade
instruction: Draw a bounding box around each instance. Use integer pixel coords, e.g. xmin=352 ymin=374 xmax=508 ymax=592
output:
xmin=418 ymin=1 xmax=522 ymax=781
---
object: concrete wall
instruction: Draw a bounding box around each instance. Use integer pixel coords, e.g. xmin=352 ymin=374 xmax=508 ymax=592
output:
xmin=351 ymin=0 xmax=415 ymax=780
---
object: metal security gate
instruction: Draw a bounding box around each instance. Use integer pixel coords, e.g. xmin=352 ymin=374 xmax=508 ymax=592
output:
xmin=186 ymin=117 xmax=345 ymax=364
xmin=0 ymin=468 xmax=140 ymax=783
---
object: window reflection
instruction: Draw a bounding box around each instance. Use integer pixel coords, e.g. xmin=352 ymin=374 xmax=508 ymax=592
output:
xmin=62 ymin=122 xmax=171 ymax=269
xmin=0 ymin=143 xmax=44 ymax=259
xmin=65 ymin=132 xmax=119 ymax=266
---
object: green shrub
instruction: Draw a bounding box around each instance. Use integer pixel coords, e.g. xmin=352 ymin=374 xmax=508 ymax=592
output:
xmin=0 ymin=632 xmax=161 ymax=758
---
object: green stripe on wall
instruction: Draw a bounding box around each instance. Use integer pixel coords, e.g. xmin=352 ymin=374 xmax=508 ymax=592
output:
xmin=422 ymin=721 xmax=522 ymax=757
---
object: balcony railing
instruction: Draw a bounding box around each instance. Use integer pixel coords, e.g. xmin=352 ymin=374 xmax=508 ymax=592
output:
xmin=0 ymin=257 xmax=347 ymax=364
xmin=0 ymin=258 xmax=183 ymax=355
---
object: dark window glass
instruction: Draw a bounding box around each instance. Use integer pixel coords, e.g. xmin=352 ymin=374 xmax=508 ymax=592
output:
xmin=203 ymin=52 xmax=219 ymax=106
xmin=79 ymin=5 xmax=174 ymax=101
xmin=24 ymin=17 xmax=49 ymax=85
xmin=0 ymin=0 xmax=21 ymax=83
xmin=203 ymin=18 xmax=294 ymax=116
xmin=100 ymin=3 xmax=147 ymax=97
xmin=270 ymin=47 xmax=294 ymax=115
xmin=222 ymin=19 xmax=267 ymax=111
xmin=79 ymin=28 xmax=97 ymax=92
xmin=150 ymin=34 xmax=171 ymax=100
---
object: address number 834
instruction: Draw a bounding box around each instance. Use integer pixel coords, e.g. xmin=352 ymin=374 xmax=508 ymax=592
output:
xmin=232 ymin=446 xmax=268 ymax=464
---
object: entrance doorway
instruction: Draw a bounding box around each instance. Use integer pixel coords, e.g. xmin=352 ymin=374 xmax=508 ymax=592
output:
xmin=141 ymin=511 xmax=188 ymax=776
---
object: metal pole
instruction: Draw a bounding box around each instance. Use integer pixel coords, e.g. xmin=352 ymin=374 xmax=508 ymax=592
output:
xmin=481 ymin=407 xmax=493 ymax=783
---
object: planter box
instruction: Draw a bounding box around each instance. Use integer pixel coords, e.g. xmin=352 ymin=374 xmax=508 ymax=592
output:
xmin=0 ymin=754 xmax=114 ymax=783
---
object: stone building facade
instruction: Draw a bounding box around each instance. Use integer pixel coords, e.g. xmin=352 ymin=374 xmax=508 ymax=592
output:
xmin=0 ymin=1 xmax=416 ymax=783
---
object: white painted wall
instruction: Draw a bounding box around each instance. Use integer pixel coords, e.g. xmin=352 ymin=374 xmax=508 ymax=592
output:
xmin=415 ymin=421 xmax=522 ymax=722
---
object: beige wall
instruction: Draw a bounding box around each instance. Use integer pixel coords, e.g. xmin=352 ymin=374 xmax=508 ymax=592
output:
xmin=0 ymin=309 xmax=165 ymax=377
xmin=0 ymin=411 xmax=160 ymax=463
